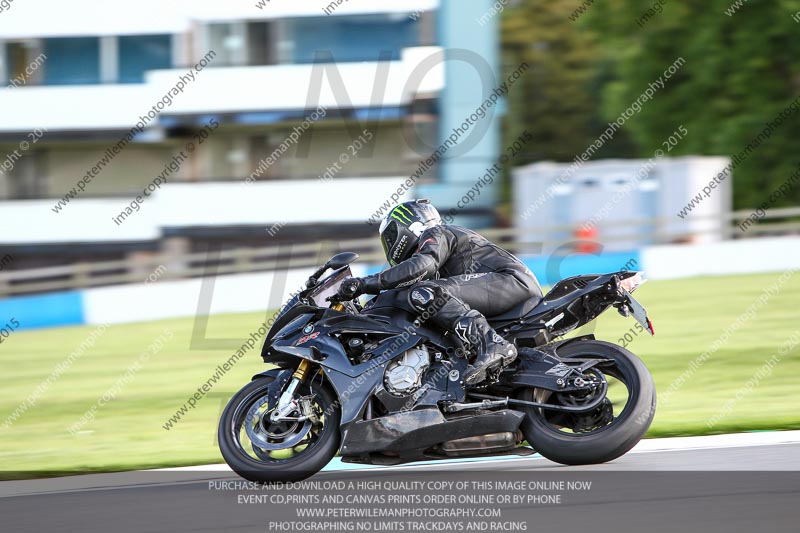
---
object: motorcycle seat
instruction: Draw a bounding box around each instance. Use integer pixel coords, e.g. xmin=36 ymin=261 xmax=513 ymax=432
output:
xmin=486 ymin=295 xmax=542 ymax=323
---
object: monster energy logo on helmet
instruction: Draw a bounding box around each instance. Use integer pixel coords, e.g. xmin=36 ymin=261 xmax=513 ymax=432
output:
xmin=390 ymin=203 xmax=416 ymax=224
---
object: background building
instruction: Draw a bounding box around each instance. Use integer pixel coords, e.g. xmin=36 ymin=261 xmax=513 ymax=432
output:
xmin=0 ymin=0 xmax=502 ymax=291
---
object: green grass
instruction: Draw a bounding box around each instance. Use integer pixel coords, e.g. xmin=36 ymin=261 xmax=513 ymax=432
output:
xmin=1 ymin=271 xmax=799 ymax=477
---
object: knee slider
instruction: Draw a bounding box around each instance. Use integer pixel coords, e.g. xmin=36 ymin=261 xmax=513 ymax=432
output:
xmin=408 ymin=284 xmax=442 ymax=314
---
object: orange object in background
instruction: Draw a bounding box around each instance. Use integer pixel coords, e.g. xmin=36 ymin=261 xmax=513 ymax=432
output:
xmin=575 ymin=226 xmax=601 ymax=254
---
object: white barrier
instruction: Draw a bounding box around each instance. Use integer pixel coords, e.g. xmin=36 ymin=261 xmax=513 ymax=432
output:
xmin=641 ymin=236 xmax=800 ymax=280
xmin=0 ymin=178 xmax=408 ymax=244
xmin=82 ymin=265 xmax=368 ymax=326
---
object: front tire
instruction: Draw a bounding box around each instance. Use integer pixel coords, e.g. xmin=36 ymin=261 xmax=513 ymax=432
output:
xmin=218 ymin=375 xmax=341 ymax=483
xmin=518 ymin=340 xmax=656 ymax=465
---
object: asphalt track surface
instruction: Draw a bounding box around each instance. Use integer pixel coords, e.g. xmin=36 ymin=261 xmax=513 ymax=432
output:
xmin=2 ymin=432 xmax=799 ymax=533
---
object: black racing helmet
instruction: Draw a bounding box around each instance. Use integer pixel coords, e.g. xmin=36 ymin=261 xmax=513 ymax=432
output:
xmin=379 ymin=199 xmax=442 ymax=266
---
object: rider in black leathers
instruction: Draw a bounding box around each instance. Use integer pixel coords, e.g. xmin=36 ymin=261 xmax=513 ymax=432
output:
xmin=336 ymin=199 xmax=542 ymax=385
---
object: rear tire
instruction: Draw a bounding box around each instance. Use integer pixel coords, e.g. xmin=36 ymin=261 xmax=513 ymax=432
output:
xmin=518 ymin=340 xmax=656 ymax=465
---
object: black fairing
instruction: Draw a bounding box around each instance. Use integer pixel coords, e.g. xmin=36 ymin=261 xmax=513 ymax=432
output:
xmin=489 ymin=272 xmax=626 ymax=346
xmin=494 ymin=335 xmax=612 ymax=394
xmin=341 ymin=409 xmax=524 ymax=456
xmin=261 ymin=300 xmax=467 ymax=432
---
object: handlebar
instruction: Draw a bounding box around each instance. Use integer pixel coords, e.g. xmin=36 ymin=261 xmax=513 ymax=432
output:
xmin=326 ymin=294 xmax=353 ymax=303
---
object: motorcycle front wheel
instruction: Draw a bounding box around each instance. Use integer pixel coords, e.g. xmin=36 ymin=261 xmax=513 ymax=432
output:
xmin=517 ymin=340 xmax=656 ymax=465
xmin=218 ymin=374 xmax=341 ymax=483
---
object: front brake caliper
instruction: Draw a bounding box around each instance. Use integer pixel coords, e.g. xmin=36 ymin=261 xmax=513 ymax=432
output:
xmin=299 ymin=395 xmax=321 ymax=425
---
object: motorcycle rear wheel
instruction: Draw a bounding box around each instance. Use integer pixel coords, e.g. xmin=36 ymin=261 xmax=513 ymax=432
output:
xmin=517 ymin=340 xmax=656 ymax=465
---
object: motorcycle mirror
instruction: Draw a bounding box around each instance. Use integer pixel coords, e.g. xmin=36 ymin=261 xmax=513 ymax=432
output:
xmin=327 ymin=252 xmax=359 ymax=270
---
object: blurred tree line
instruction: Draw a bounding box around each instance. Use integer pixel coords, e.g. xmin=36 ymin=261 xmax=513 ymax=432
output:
xmin=500 ymin=0 xmax=800 ymax=208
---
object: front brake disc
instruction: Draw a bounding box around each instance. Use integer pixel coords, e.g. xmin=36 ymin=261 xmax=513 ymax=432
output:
xmin=244 ymin=395 xmax=312 ymax=451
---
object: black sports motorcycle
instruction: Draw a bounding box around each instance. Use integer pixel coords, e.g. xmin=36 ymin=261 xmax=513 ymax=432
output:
xmin=218 ymin=252 xmax=656 ymax=482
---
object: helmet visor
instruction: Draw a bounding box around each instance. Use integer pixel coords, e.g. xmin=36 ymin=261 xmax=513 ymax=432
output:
xmin=380 ymin=220 xmax=399 ymax=265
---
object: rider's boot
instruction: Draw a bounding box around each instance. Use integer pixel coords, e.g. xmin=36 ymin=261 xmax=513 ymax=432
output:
xmin=455 ymin=311 xmax=517 ymax=386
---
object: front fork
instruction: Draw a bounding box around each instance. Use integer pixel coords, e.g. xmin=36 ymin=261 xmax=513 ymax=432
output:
xmin=272 ymin=359 xmax=317 ymax=422
xmin=273 ymin=302 xmax=342 ymax=422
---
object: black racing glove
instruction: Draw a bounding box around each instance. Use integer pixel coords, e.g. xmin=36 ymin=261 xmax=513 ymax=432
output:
xmin=335 ymin=277 xmax=365 ymax=301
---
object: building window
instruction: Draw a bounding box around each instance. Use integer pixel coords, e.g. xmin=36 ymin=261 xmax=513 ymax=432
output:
xmin=287 ymin=14 xmax=420 ymax=64
xmin=248 ymin=135 xmax=283 ymax=180
xmin=6 ymin=151 xmax=46 ymax=200
xmin=247 ymin=22 xmax=274 ymax=66
xmin=207 ymin=23 xmax=246 ymax=67
xmin=4 ymin=40 xmax=45 ymax=86
xmin=118 ymin=35 xmax=172 ymax=83
xmin=43 ymin=37 xmax=100 ymax=85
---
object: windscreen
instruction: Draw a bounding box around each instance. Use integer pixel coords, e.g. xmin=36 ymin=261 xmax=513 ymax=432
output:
xmin=307 ymin=266 xmax=352 ymax=307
